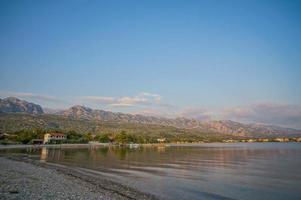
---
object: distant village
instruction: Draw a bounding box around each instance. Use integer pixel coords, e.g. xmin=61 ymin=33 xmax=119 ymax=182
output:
xmin=1 ymin=131 xmax=301 ymax=146
xmin=222 ymin=137 xmax=301 ymax=143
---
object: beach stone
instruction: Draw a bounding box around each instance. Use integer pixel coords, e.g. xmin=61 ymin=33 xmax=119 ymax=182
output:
xmin=0 ymin=157 xmax=130 ymax=199
xmin=0 ymin=156 xmax=158 ymax=200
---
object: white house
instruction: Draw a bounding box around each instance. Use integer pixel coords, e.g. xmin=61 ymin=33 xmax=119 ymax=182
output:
xmin=43 ymin=133 xmax=66 ymax=144
xmin=157 ymin=138 xmax=166 ymax=143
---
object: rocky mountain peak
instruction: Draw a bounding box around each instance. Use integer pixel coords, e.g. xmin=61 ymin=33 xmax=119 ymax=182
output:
xmin=0 ymin=97 xmax=44 ymax=114
xmin=62 ymin=105 xmax=94 ymax=119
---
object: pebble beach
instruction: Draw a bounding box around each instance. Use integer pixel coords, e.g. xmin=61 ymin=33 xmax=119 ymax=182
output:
xmin=0 ymin=156 xmax=158 ymax=200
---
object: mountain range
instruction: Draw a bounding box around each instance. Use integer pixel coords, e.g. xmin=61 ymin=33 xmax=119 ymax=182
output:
xmin=1 ymin=97 xmax=301 ymax=137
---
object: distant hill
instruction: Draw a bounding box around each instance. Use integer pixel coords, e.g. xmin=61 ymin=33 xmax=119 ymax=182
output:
xmin=0 ymin=97 xmax=43 ymax=114
xmin=0 ymin=112 xmax=226 ymax=142
xmin=59 ymin=105 xmax=301 ymax=137
xmin=60 ymin=105 xmax=172 ymax=124
xmin=1 ymin=97 xmax=301 ymax=138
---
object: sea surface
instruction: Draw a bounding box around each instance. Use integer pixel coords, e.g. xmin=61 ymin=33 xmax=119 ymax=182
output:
xmin=1 ymin=143 xmax=301 ymax=200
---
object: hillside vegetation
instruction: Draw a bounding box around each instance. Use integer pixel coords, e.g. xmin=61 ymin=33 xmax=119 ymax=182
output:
xmin=0 ymin=113 xmax=230 ymax=143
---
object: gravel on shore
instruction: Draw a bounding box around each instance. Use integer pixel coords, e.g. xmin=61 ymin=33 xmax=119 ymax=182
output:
xmin=0 ymin=156 xmax=158 ymax=200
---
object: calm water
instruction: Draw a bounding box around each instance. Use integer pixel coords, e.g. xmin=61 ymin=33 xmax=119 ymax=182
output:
xmin=1 ymin=143 xmax=301 ymax=200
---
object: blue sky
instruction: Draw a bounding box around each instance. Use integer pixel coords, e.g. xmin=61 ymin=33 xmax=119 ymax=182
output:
xmin=0 ymin=0 xmax=301 ymax=128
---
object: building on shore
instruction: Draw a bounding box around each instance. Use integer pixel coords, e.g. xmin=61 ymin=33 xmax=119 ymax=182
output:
xmin=43 ymin=133 xmax=66 ymax=144
xmin=157 ymin=138 xmax=166 ymax=143
xmin=223 ymin=139 xmax=238 ymax=143
xmin=274 ymin=138 xmax=290 ymax=142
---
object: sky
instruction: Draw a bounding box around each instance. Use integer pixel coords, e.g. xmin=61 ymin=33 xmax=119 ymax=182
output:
xmin=0 ymin=0 xmax=301 ymax=128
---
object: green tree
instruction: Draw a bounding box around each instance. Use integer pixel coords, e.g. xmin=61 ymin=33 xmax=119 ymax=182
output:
xmin=127 ymin=134 xmax=137 ymax=143
xmin=16 ymin=130 xmax=37 ymax=144
xmin=98 ymin=134 xmax=110 ymax=143
xmin=114 ymin=131 xmax=128 ymax=144
xmin=66 ymin=130 xmax=82 ymax=140
xmin=83 ymin=133 xmax=93 ymax=141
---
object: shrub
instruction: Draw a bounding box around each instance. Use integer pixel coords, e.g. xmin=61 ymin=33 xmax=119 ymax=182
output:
xmin=97 ymin=134 xmax=110 ymax=143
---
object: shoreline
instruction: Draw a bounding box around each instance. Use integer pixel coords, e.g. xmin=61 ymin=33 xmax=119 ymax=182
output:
xmin=0 ymin=155 xmax=158 ymax=200
xmin=0 ymin=141 xmax=299 ymax=150
xmin=0 ymin=143 xmax=166 ymax=150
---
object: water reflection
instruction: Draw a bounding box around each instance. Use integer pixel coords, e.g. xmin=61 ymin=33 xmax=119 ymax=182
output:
xmin=30 ymin=144 xmax=301 ymax=171
xmin=40 ymin=147 xmax=47 ymax=161
xmin=157 ymin=146 xmax=166 ymax=153
xmin=1 ymin=143 xmax=301 ymax=200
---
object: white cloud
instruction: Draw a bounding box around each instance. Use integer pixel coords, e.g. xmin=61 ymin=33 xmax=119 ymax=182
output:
xmin=138 ymin=92 xmax=161 ymax=102
xmin=0 ymin=91 xmax=63 ymax=103
xmin=80 ymin=92 xmax=166 ymax=108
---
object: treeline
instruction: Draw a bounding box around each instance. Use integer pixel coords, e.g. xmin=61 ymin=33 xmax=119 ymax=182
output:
xmin=0 ymin=129 xmax=169 ymax=145
xmin=0 ymin=129 xmax=46 ymax=145
xmin=0 ymin=129 xmax=89 ymax=145
xmin=65 ymin=130 xmax=156 ymax=144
